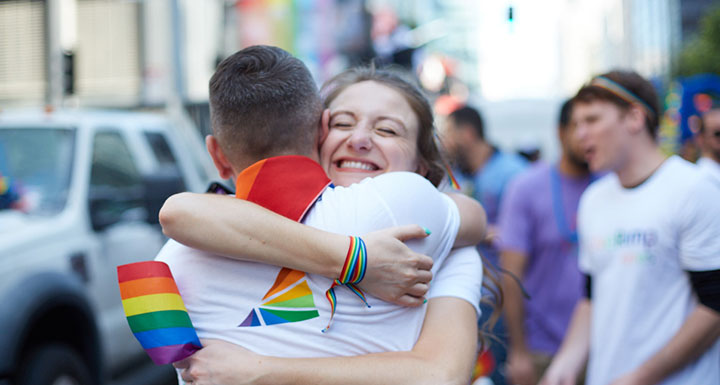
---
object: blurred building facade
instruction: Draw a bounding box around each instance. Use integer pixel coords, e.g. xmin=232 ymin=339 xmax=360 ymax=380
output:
xmin=559 ymin=0 xmax=717 ymax=94
xmin=0 ymin=0 xmax=372 ymax=116
xmin=1 ymin=0 xmax=714 ymax=158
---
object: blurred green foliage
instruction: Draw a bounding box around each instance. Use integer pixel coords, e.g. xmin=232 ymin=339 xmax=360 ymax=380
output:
xmin=674 ymin=6 xmax=720 ymax=77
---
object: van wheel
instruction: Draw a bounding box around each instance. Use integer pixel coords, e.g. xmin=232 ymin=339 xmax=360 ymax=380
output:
xmin=17 ymin=344 xmax=92 ymax=385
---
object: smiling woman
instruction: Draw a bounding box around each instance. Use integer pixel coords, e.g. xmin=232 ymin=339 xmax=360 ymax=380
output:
xmin=320 ymin=66 xmax=446 ymax=188
xmin=321 ymin=80 xmax=422 ymax=187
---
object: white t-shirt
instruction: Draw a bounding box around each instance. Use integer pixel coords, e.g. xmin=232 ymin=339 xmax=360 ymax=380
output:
xmin=578 ymin=156 xmax=720 ymax=385
xmin=697 ymin=157 xmax=720 ymax=185
xmin=157 ymin=172 xmax=476 ymax=359
xmin=429 ymin=245 xmax=482 ymax=317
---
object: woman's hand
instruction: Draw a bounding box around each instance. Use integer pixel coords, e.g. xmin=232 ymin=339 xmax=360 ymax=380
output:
xmin=358 ymin=225 xmax=433 ymax=307
xmin=174 ymin=339 xmax=264 ymax=385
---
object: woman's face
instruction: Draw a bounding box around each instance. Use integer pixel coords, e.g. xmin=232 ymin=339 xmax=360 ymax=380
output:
xmin=320 ymin=81 xmax=422 ymax=187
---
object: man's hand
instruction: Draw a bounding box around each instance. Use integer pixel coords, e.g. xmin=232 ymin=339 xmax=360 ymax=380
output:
xmin=358 ymin=225 xmax=433 ymax=307
xmin=537 ymin=359 xmax=579 ymax=385
xmin=506 ymin=349 xmax=537 ymax=385
xmin=174 ymin=339 xmax=263 ymax=385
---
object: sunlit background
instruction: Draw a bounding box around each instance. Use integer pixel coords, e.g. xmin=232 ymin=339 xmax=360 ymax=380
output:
xmin=1 ymin=0 xmax=719 ymax=160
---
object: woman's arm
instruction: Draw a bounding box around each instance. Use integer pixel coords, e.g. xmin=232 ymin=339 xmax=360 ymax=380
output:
xmin=176 ymin=297 xmax=478 ymax=385
xmin=160 ymin=192 xmax=433 ymax=306
xmin=445 ymin=192 xmax=487 ymax=247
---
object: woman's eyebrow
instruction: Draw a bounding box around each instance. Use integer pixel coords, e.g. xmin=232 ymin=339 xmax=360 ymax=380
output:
xmin=329 ymin=110 xmax=356 ymax=119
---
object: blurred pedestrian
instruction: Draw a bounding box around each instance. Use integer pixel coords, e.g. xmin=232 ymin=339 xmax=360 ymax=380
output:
xmin=442 ymin=105 xmax=528 ymax=256
xmin=695 ymin=106 xmax=720 ymax=183
xmin=0 ymin=172 xmax=22 ymax=210
xmin=541 ymin=70 xmax=720 ymax=385
xmin=498 ymin=99 xmax=592 ymax=385
xmin=443 ymin=105 xmax=528 ymax=385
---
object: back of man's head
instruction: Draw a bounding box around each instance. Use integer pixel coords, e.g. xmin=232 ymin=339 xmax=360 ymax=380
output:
xmin=209 ymin=45 xmax=322 ymax=166
xmin=449 ymin=105 xmax=485 ymax=140
xmin=574 ymin=70 xmax=660 ymax=139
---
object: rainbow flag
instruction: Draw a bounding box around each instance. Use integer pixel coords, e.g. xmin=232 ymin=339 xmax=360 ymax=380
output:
xmin=118 ymin=261 xmax=201 ymax=365
xmin=471 ymin=349 xmax=496 ymax=382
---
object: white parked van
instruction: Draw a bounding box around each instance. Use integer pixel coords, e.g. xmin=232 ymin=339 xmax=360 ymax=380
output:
xmin=0 ymin=109 xmax=212 ymax=385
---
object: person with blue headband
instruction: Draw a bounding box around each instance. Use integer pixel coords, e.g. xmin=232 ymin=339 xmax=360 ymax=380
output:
xmin=541 ymin=70 xmax=720 ymax=385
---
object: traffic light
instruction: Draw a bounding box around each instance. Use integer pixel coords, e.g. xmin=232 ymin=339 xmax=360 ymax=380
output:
xmin=62 ymin=50 xmax=75 ymax=96
xmin=508 ymin=6 xmax=514 ymax=23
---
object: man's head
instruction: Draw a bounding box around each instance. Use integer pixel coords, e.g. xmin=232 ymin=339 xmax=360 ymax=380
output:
xmin=572 ymin=70 xmax=660 ymax=172
xmin=208 ymin=45 xmax=322 ymax=177
xmin=442 ymin=105 xmax=486 ymax=173
xmin=697 ymin=108 xmax=720 ymax=163
xmin=557 ymin=98 xmax=588 ymax=171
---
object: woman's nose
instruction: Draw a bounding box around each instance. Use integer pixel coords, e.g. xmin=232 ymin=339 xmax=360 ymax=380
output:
xmin=347 ymin=127 xmax=372 ymax=151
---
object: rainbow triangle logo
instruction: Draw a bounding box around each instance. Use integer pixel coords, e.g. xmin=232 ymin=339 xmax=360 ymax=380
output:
xmin=239 ymin=268 xmax=319 ymax=327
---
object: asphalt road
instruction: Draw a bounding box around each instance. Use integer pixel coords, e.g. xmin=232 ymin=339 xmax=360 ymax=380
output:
xmin=109 ymin=361 xmax=177 ymax=385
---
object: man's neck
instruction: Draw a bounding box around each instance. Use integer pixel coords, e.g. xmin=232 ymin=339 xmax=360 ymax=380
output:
xmin=558 ymin=154 xmax=589 ymax=178
xmin=615 ymin=143 xmax=667 ymax=188
xmin=466 ymin=141 xmax=494 ymax=174
xmin=234 ymin=151 xmax=320 ymax=175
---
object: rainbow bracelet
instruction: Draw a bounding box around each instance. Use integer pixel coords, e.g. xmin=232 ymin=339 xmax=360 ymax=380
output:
xmin=322 ymin=236 xmax=370 ymax=332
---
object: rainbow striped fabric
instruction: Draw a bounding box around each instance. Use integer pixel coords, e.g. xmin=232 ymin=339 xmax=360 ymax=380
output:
xmin=235 ymin=156 xmax=332 ymax=328
xmin=118 ymin=261 xmax=201 ymax=365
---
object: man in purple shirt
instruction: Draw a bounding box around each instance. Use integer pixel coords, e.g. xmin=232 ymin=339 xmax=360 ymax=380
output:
xmin=498 ymin=99 xmax=592 ymax=385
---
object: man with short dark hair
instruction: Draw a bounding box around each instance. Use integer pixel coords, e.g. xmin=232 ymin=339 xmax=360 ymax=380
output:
xmin=499 ymin=99 xmax=592 ymax=385
xmin=695 ymin=107 xmax=720 ymax=183
xmin=443 ymin=106 xmax=528 ymax=235
xmin=541 ymin=70 xmax=720 ymax=385
xmin=442 ymin=105 xmax=527 ymax=385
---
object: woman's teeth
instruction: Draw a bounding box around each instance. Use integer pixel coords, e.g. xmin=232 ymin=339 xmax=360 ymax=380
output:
xmin=338 ymin=160 xmax=377 ymax=171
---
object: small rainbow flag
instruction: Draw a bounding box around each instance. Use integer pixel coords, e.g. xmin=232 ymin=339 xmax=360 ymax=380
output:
xmin=471 ymin=349 xmax=496 ymax=381
xmin=118 ymin=261 xmax=201 ymax=365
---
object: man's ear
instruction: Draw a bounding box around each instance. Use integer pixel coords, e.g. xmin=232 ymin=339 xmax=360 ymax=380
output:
xmin=206 ymin=135 xmax=234 ymax=180
xmin=317 ymin=108 xmax=330 ymax=147
xmin=626 ymin=106 xmax=647 ymax=135
xmin=458 ymin=124 xmax=475 ymax=142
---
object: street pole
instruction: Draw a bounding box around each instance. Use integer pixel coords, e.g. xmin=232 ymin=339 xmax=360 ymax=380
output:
xmin=46 ymin=0 xmax=63 ymax=106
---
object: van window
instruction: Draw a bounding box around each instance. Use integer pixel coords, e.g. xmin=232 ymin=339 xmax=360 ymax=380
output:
xmin=90 ymin=131 xmax=141 ymax=188
xmin=89 ymin=131 xmax=144 ymax=228
xmin=0 ymin=127 xmax=75 ymax=215
xmin=144 ymin=131 xmax=180 ymax=172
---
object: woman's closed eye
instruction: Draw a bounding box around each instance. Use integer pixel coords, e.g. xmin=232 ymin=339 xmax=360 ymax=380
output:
xmin=331 ymin=121 xmax=354 ymax=130
xmin=376 ymin=127 xmax=397 ymax=136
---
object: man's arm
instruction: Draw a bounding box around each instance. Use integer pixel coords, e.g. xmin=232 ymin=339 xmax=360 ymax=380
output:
xmin=160 ymin=192 xmax=433 ymax=306
xmin=176 ymin=297 xmax=478 ymax=385
xmin=611 ymin=305 xmax=720 ymax=385
xmin=501 ymin=249 xmax=536 ymax=385
xmin=539 ymin=299 xmax=592 ymax=385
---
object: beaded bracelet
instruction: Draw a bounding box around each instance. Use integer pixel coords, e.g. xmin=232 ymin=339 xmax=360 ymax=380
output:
xmin=322 ymin=236 xmax=370 ymax=332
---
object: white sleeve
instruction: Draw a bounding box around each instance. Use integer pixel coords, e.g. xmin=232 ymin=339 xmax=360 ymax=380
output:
xmin=367 ymin=172 xmax=461 ymax=271
xmin=577 ymin=188 xmax=594 ymax=275
xmin=677 ymin=176 xmax=720 ymax=271
xmin=428 ymin=246 xmax=483 ymax=318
